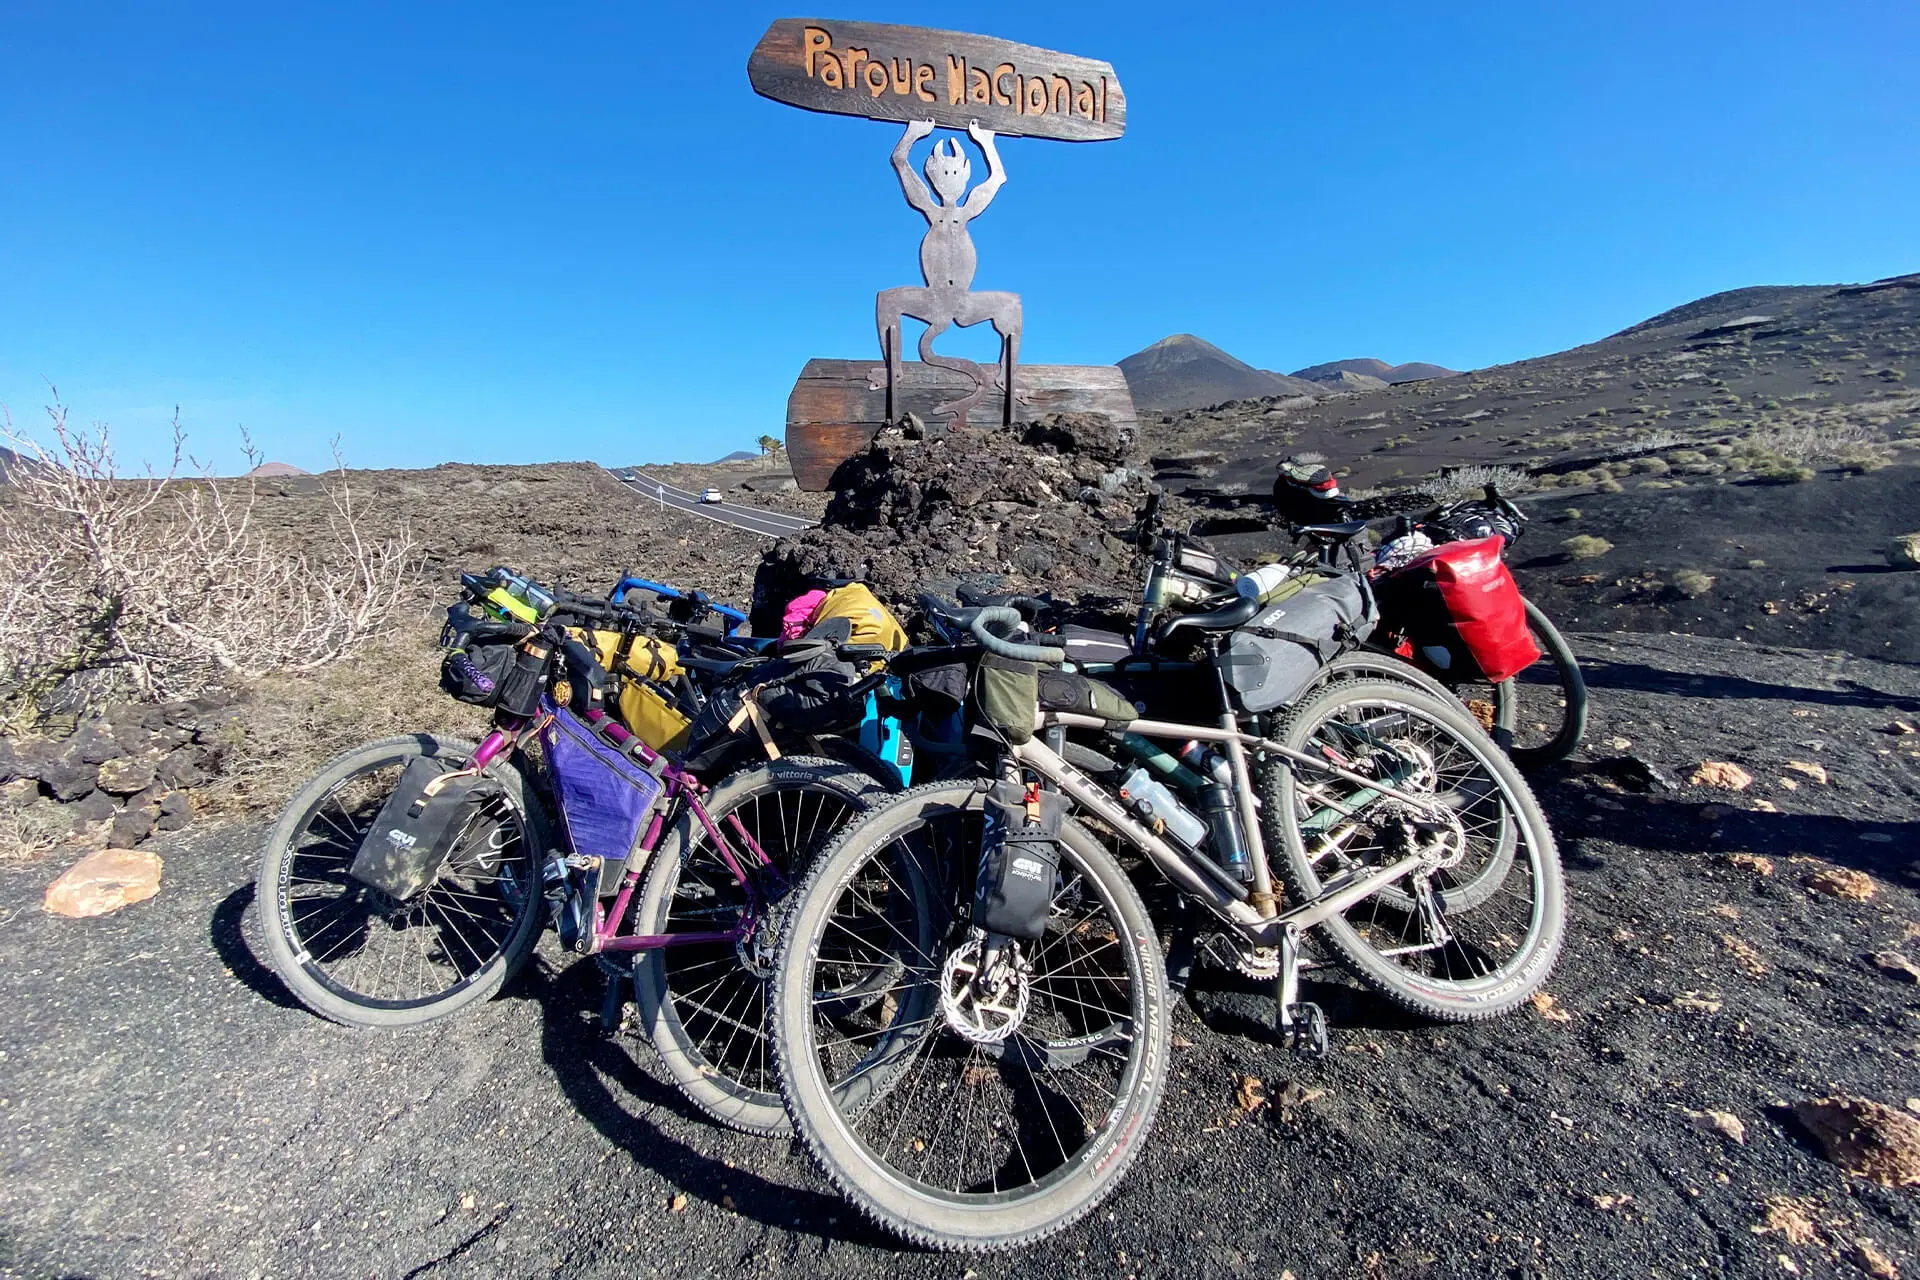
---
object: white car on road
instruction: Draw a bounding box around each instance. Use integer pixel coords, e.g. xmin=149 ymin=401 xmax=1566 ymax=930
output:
xmin=700 ymin=487 xmax=723 ymax=504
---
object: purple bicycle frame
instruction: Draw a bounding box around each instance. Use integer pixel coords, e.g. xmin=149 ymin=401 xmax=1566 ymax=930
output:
xmin=470 ymin=713 xmax=785 ymax=955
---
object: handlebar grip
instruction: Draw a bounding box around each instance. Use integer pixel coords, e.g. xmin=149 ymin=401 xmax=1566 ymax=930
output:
xmin=845 ymin=669 xmax=891 ymax=702
xmin=969 ymin=607 xmax=1068 ymax=665
xmin=1001 ymin=594 xmax=1051 ymax=620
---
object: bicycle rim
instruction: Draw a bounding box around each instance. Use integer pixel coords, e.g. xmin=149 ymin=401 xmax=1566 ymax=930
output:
xmin=645 ymin=775 xmax=871 ymax=1108
xmin=276 ymin=758 xmax=539 ymax=1012
xmin=779 ymin=788 xmax=1164 ymax=1243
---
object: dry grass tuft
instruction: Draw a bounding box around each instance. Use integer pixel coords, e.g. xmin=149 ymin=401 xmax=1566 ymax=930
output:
xmin=1561 ymin=535 xmax=1614 ymax=561
xmin=200 ymin=617 xmax=488 ymax=817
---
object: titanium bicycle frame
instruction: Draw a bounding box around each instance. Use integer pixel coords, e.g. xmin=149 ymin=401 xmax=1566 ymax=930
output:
xmin=1016 ymin=707 xmax=1449 ymax=951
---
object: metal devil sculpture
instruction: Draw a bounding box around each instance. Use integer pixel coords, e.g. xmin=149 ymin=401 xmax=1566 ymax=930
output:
xmin=877 ymin=118 xmax=1020 ymax=429
xmin=748 ymin=19 xmax=1136 ymax=487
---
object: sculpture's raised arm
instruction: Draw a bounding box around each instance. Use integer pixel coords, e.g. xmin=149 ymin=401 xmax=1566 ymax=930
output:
xmin=891 ymin=118 xmax=938 ymax=215
xmin=960 ymin=121 xmax=1006 ymax=217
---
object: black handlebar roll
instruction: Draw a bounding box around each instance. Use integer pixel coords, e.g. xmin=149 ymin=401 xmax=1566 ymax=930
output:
xmin=969 ymin=607 xmax=1068 ymax=665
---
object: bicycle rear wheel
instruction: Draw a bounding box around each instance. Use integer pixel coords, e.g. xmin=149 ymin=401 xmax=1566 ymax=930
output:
xmin=770 ymin=781 xmax=1168 ymax=1252
xmin=257 ymin=734 xmax=547 ymax=1028
xmin=1300 ymin=647 xmax=1467 ymax=707
xmin=1495 ymin=599 xmax=1588 ymax=769
xmin=1266 ymin=679 xmax=1564 ymax=1022
xmin=630 ymin=756 xmax=887 ymax=1137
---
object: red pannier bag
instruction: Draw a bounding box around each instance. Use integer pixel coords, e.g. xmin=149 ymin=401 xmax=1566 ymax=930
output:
xmin=1374 ymin=536 xmax=1541 ymax=683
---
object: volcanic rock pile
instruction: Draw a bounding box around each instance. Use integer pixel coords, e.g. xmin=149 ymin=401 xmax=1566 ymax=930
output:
xmin=0 ymin=692 xmax=240 ymax=851
xmin=750 ymin=413 xmax=1156 ymax=631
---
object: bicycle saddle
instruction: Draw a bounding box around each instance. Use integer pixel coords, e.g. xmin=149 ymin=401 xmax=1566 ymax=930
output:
xmin=917 ymin=592 xmax=985 ymax=632
xmin=1151 ymin=594 xmax=1259 ymax=649
xmin=1290 ymin=519 xmax=1371 ymax=544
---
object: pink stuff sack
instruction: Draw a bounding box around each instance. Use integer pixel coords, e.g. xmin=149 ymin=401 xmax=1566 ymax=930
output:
xmin=780 ymin=589 xmax=829 ymax=641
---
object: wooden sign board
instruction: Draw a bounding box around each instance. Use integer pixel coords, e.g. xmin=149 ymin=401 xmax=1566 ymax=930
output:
xmin=748 ymin=18 xmax=1125 ymax=142
xmin=786 ymin=359 xmax=1139 ymax=489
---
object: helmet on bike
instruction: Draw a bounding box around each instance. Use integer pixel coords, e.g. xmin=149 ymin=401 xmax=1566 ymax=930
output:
xmin=1272 ymin=456 xmax=1347 ymax=524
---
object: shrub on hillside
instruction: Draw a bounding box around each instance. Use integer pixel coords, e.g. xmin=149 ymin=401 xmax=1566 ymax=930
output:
xmin=1429 ymin=464 xmax=1533 ymax=501
xmin=1561 ymin=535 xmax=1613 ymax=561
xmin=1 ymin=401 xmax=418 ymax=728
xmin=1744 ymin=421 xmax=1892 ymax=470
xmin=1670 ymin=569 xmax=1715 ymax=598
xmin=1749 ymin=461 xmax=1816 ymax=484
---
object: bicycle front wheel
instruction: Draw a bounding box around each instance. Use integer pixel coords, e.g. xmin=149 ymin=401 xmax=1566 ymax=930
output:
xmin=630 ymin=756 xmax=888 ymax=1137
xmin=770 ymin=781 xmax=1169 ymax=1253
xmin=256 ymin=734 xmax=548 ymax=1028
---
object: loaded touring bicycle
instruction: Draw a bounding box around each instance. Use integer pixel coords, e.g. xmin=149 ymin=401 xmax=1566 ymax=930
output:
xmin=765 ymin=540 xmax=1566 ymax=1250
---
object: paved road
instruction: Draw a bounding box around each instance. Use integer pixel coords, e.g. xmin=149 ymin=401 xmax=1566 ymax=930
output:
xmin=608 ymin=471 xmax=816 ymax=539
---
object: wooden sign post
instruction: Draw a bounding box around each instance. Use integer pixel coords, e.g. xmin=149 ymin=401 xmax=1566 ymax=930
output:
xmin=748 ymin=19 xmax=1134 ymax=489
xmin=748 ymin=19 xmax=1126 ymax=141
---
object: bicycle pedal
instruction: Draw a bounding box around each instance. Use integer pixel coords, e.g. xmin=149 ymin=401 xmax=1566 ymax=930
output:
xmin=1279 ymin=1001 xmax=1329 ymax=1059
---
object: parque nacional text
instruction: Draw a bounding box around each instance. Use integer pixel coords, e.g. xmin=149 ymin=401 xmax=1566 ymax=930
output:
xmin=747 ymin=18 xmax=1126 ymax=142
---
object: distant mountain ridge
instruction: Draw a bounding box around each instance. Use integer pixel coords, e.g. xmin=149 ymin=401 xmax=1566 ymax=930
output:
xmin=1116 ymin=335 xmax=1458 ymax=414
xmin=1290 ymin=358 xmax=1459 ymax=385
xmin=1116 ymin=334 xmax=1322 ymax=414
xmin=1132 ymin=271 xmax=1919 ymax=496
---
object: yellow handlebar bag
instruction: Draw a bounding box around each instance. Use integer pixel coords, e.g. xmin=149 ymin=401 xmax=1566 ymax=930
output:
xmin=568 ymin=628 xmax=690 ymax=751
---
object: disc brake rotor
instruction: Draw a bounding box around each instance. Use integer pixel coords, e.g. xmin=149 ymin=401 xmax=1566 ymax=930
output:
xmin=940 ymin=936 xmax=1031 ymax=1044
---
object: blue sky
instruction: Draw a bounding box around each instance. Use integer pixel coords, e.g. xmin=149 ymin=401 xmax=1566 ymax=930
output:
xmin=3 ymin=1 xmax=1915 ymax=473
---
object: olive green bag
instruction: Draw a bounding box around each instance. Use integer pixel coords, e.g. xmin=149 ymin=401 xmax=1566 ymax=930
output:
xmin=1037 ymin=668 xmax=1136 ymax=725
xmin=975 ymin=653 xmax=1039 ymax=744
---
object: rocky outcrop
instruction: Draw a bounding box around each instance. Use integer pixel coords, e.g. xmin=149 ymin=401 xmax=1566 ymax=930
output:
xmin=1 ymin=690 xmax=241 ymax=853
xmin=1789 ymin=1096 xmax=1920 ymax=1187
xmin=751 ymin=414 xmax=1154 ymax=633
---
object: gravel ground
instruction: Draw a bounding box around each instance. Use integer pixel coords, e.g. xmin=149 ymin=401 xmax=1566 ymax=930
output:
xmin=3 ymin=631 xmax=1917 ymax=1280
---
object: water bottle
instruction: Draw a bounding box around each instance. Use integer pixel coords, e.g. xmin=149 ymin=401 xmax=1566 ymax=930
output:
xmin=1119 ymin=734 xmax=1209 ymax=793
xmin=1235 ymin=562 xmax=1297 ymax=604
xmin=1116 ymin=767 xmax=1208 ymax=851
xmin=1180 ymin=739 xmax=1261 ymax=812
xmin=1179 ymin=739 xmax=1233 ymax=788
xmin=1197 ymin=782 xmax=1251 ymax=881
xmin=492 ymin=567 xmax=556 ymax=621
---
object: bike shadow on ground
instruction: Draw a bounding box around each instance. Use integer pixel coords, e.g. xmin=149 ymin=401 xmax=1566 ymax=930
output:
xmin=1179 ymin=962 xmax=1427 ymax=1043
xmin=1577 ymin=657 xmax=1919 ymax=713
xmin=209 ymin=895 xmax=883 ymax=1245
xmin=210 ymin=883 xmax=305 ymax=1011
xmin=514 ymin=955 xmax=895 ymax=1249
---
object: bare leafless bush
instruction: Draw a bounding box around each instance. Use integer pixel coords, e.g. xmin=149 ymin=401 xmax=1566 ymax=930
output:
xmin=0 ymin=397 xmax=419 ymax=727
xmin=1740 ymin=420 xmax=1889 ymax=467
xmin=1430 ymin=464 xmax=1535 ymax=500
xmin=1606 ymin=428 xmax=1685 ymax=458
